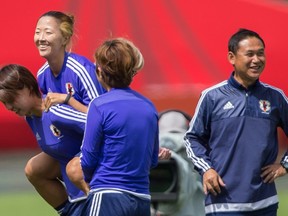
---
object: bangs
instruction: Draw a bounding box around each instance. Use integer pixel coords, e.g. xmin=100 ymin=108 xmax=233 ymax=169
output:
xmin=0 ymin=89 xmax=17 ymax=104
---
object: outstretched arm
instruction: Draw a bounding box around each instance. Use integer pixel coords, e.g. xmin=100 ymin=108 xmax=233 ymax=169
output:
xmin=44 ymin=92 xmax=88 ymax=113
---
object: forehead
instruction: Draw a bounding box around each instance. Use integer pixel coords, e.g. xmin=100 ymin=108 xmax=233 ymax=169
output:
xmin=36 ymin=16 xmax=60 ymax=29
xmin=237 ymin=37 xmax=265 ymax=51
xmin=8 ymin=88 xmax=30 ymax=103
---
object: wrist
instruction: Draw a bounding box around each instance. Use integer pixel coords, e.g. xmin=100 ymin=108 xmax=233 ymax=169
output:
xmin=280 ymin=160 xmax=288 ymax=173
xmin=64 ymin=93 xmax=72 ymax=104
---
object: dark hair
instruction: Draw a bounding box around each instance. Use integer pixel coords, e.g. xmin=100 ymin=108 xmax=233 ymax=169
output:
xmin=39 ymin=11 xmax=75 ymax=40
xmin=228 ymin=28 xmax=265 ymax=54
xmin=0 ymin=64 xmax=41 ymax=103
xmin=95 ymin=38 xmax=144 ymax=88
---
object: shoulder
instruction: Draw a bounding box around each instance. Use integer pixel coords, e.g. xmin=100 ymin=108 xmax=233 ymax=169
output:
xmin=201 ymin=80 xmax=228 ymax=97
xmin=67 ymin=52 xmax=95 ymax=68
xmin=37 ymin=62 xmax=49 ymax=77
xmin=65 ymin=53 xmax=96 ymax=79
xmin=131 ymin=90 xmax=156 ymax=108
xmin=259 ymin=82 xmax=288 ymax=99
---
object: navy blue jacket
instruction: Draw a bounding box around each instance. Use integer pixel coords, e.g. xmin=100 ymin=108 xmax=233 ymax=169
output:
xmin=185 ymin=73 xmax=288 ymax=214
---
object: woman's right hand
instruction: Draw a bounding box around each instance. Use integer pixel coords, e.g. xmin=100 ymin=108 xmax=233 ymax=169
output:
xmin=44 ymin=92 xmax=67 ymax=111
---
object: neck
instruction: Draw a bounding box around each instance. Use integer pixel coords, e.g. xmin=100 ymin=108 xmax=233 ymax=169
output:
xmin=47 ymin=51 xmax=65 ymax=76
xmin=233 ymin=73 xmax=255 ymax=89
xmin=30 ymin=98 xmax=45 ymax=117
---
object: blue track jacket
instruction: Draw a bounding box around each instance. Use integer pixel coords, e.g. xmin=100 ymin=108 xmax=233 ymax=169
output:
xmin=185 ymin=73 xmax=288 ymax=215
xmin=80 ymin=88 xmax=159 ymax=199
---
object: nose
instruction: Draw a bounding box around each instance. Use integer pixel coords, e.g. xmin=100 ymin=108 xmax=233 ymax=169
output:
xmin=39 ymin=32 xmax=46 ymax=41
xmin=35 ymin=31 xmax=45 ymax=42
xmin=252 ymin=54 xmax=260 ymax=63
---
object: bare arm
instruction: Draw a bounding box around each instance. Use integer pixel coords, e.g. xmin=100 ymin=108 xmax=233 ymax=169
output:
xmin=44 ymin=92 xmax=88 ymax=113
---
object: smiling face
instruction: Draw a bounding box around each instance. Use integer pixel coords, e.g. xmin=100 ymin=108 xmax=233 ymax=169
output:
xmin=3 ymin=88 xmax=37 ymax=116
xmin=34 ymin=16 xmax=67 ymax=61
xmin=228 ymin=36 xmax=266 ymax=88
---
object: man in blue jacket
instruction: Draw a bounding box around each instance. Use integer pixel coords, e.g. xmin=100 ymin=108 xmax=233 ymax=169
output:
xmin=184 ymin=28 xmax=288 ymax=216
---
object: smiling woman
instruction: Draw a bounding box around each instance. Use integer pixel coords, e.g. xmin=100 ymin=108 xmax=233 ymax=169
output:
xmin=0 ymin=65 xmax=41 ymax=116
xmin=24 ymin=11 xmax=106 ymax=213
xmin=34 ymin=11 xmax=105 ymax=113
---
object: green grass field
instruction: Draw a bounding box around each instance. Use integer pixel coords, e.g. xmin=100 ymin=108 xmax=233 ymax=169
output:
xmin=0 ymin=187 xmax=288 ymax=216
xmin=0 ymin=151 xmax=287 ymax=215
xmin=278 ymin=191 xmax=288 ymax=215
xmin=0 ymin=190 xmax=287 ymax=216
xmin=0 ymin=192 xmax=57 ymax=216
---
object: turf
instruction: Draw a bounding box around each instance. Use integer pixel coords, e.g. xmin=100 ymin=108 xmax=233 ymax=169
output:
xmin=0 ymin=151 xmax=287 ymax=215
xmin=0 ymin=192 xmax=57 ymax=216
xmin=0 ymin=191 xmax=287 ymax=216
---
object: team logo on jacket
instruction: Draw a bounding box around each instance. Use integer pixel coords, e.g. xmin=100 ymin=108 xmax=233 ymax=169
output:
xmin=259 ymin=100 xmax=271 ymax=114
xmin=50 ymin=124 xmax=61 ymax=137
xmin=65 ymin=83 xmax=75 ymax=95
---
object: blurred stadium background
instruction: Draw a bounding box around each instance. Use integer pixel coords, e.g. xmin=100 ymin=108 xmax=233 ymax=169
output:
xmin=1 ymin=0 xmax=288 ymax=215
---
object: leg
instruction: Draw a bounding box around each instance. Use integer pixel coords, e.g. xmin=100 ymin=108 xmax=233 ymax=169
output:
xmin=24 ymin=152 xmax=68 ymax=208
xmin=66 ymin=156 xmax=90 ymax=195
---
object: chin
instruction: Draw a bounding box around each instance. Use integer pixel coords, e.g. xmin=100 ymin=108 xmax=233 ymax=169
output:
xmin=39 ymin=52 xmax=48 ymax=58
xmin=249 ymin=71 xmax=262 ymax=79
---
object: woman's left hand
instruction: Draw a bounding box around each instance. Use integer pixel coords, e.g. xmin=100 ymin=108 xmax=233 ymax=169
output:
xmin=158 ymin=147 xmax=171 ymax=160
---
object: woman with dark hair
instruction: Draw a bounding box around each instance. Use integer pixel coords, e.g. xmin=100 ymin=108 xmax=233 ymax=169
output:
xmin=0 ymin=64 xmax=87 ymax=215
xmin=24 ymin=10 xmax=106 ymax=211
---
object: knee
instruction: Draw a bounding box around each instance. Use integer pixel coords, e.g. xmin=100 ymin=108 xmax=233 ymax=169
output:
xmin=66 ymin=157 xmax=82 ymax=183
xmin=24 ymin=156 xmax=39 ymax=182
xmin=24 ymin=153 xmax=60 ymax=183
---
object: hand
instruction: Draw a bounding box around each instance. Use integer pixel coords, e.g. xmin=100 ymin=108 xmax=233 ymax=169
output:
xmin=203 ymin=168 xmax=226 ymax=196
xmin=261 ymin=163 xmax=286 ymax=183
xmin=158 ymin=147 xmax=171 ymax=160
xmin=44 ymin=93 xmax=67 ymax=111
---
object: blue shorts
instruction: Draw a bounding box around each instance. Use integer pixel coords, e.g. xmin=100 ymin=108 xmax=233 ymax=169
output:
xmin=59 ymin=199 xmax=86 ymax=216
xmin=82 ymin=190 xmax=151 ymax=216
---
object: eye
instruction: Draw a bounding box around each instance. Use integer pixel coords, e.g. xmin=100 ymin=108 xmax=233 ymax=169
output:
xmin=257 ymin=51 xmax=265 ymax=57
xmin=246 ymin=52 xmax=254 ymax=57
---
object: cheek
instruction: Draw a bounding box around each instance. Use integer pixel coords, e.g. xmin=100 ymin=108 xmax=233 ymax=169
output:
xmin=259 ymin=57 xmax=266 ymax=63
xmin=235 ymin=58 xmax=250 ymax=66
xmin=50 ymin=37 xmax=66 ymax=50
xmin=4 ymin=103 xmax=13 ymax=111
xmin=34 ymin=35 xmax=38 ymax=44
xmin=16 ymin=98 xmax=32 ymax=110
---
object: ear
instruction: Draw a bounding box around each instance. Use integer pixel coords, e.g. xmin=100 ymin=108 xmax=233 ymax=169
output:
xmin=96 ymin=66 xmax=103 ymax=78
xmin=62 ymin=37 xmax=69 ymax=46
xmin=227 ymin=51 xmax=236 ymax=65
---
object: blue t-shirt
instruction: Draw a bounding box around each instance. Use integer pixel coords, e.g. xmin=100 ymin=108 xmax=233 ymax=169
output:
xmin=26 ymin=104 xmax=87 ymax=202
xmin=37 ymin=52 xmax=106 ymax=105
xmin=80 ymin=88 xmax=159 ymax=197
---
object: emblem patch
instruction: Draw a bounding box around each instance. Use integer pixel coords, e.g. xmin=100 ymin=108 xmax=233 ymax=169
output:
xmin=65 ymin=83 xmax=75 ymax=95
xmin=50 ymin=124 xmax=61 ymax=137
xmin=259 ymin=100 xmax=271 ymax=114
